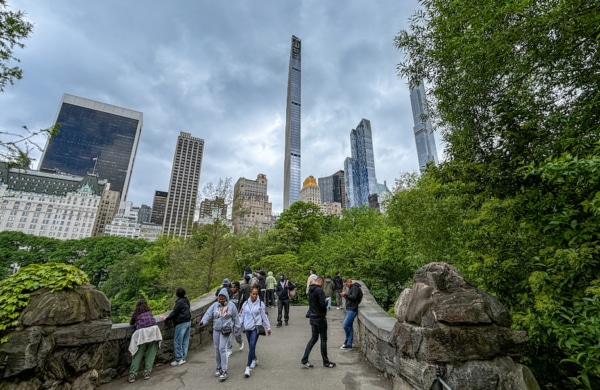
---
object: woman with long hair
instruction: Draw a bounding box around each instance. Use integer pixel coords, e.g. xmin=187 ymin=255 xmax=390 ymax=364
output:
xmin=239 ymin=286 xmax=271 ymax=378
xmin=128 ymin=299 xmax=162 ymax=383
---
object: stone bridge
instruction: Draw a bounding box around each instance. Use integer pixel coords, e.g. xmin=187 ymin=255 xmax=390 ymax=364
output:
xmin=0 ymin=263 xmax=540 ymax=389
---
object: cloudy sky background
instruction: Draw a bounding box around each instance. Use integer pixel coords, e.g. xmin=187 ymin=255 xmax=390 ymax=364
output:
xmin=0 ymin=0 xmax=442 ymax=214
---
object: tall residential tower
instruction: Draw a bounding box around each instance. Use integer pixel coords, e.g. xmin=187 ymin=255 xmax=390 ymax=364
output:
xmin=39 ymin=93 xmax=143 ymax=201
xmin=344 ymin=119 xmax=377 ymax=208
xmin=162 ymin=132 xmax=204 ymax=237
xmin=410 ymin=82 xmax=438 ymax=169
xmin=283 ymin=35 xmax=302 ymax=210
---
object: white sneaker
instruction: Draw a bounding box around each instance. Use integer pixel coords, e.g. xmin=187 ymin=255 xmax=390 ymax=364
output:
xmin=244 ymin=366 xmax=251 ymax=377
xmin=214 ymin=368 xmax=222 ymax=377
xmin=227 ymin=349 xmax=232 ymax=357
xmin=239 ymin=341 xmax=244 ymax=351
xmin=178 ymin=359 xmax=186 ymax=365
xmin=171 ymin=360 xmax=183 ymax=366
xmin=219 ymin=371 xmax=228 ymax=381
xmin=250 ymin=359 xmax=257 ymax=369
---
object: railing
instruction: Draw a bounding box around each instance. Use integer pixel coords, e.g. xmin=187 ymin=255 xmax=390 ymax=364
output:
xmin=436 ymin=365 xmax=452 ymax=390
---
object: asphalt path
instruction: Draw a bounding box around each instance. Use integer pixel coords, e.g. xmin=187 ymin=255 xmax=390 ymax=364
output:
xmin=99 ymin=305 xmax=391 ymax=389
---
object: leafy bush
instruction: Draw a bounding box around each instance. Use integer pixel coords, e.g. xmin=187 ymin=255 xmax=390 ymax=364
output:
xmin=0 ymin=262 xmax=88 ymax=342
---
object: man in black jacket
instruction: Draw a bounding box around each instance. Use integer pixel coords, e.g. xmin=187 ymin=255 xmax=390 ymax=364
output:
xmin=275 ymin=274 xmax=295 ymax=327
xmin=340 ymin=278 xmax=362 ymax=350
xmin=161 ymin=287 xmax=191 ymax=365
xmin=300 ymin=276 xmax=336 ymax=369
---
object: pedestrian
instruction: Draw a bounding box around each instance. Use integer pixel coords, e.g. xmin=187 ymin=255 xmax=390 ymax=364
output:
xmin=160 ymin=287 xmax=191 ymax=366
xmin=128 ymin=299 xmax=162 ymax=383
xmin=239 ymin=286 xmax=271 ymax=378
xmin=333 ymin=271 xmax=344 ymax=309
xmin=215 ymin=278 xmax=232 ymax=297
xmin=240 ymin=273 xmax=252 ymax=308
xmin=306 ymin=268 xmax=317 ymax=297
xmin=340 ymin=278 xmax=363 ymax=350
xmin=198 ymin=288 xmax=241 ymax=382
xmin=323 ymin=275 xmax=334 ymax=311
xmin=301 ymin=276 xmax=336 ymax=369
xmin=265 ymin=271 xmax=277 ymax=307
xmin=275 ymin=274 xmax=296 ymax=327
xmin=256 ymin=268 xmax=267 ymax=302
xmin=228 ymin=281 xmax=245 ymax=354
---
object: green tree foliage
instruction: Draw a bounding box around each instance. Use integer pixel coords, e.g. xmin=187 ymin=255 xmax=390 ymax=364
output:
xmin=0 ymin=262 xmax=88 ymax=342
xmin=395 ymin=0 xmax=600 ymax=387
xmin=274 ymin=201 xmax=324 ymax=245
xmin=0 ymin=0 xmax=32 ymax=91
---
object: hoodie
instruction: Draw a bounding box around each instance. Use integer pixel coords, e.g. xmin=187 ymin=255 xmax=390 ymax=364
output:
xmin=265 ymin=271 xmax=277 ymax=290
xmin=345 ymin=282 xmax=362 ymax=312
xmin=307 ymin=283 xmax=328 ymax=319
xmin=201 ymin=288 xmax=240 ymax=333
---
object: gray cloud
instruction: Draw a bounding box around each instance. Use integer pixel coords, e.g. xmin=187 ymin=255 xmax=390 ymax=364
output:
xmin=1 ymin=0 xmax=439 ymax=214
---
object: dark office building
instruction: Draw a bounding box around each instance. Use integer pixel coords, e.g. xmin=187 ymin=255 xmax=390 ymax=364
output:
xmin=150 ymin=190 xmax=168 ymax=225
xmin=318 ymin=170 xmax=345 ymax=209
xmin=39 ymin=94 xmax=143 ymax=201
xmin=137 ymin=204 xmax=152 ymax=224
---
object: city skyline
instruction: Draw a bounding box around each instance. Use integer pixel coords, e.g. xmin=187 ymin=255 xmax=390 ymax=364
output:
xmin=0 ymin=1 xmax=443 ymax=214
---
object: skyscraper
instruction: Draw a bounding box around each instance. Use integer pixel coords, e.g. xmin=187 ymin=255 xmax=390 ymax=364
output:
xmin=299 ymin=176 xmax=321 ymax=205
xmin=39 ymin=93 xmax=143 ymax=201
xmin=232 ymin=174 xmax=272 ymax=233
xmin=344 ymin=119 xmax=377 ymax=208
xmin=150 ymin=190 xmax=168 ymax=225
xmin=410 ymin=82 xmax=438 ymax=169
xmin=318 ymin=170 xmax=345 ymax=209
xmin=162 ymin=132 xmax=204 ymax=237
xmin=283 ymin=35 xmax=302 ymax=210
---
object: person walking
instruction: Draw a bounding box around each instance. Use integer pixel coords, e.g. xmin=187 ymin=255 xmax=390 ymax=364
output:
xmin=340 ymin=278 xmax=362 ymax=350
xmin=215 ymin=278 xmax=232 ymax=298
xmin=128 ymin=299 xmax=162 ymax=383
xmin=301 ymin=276 xmax=336 ymax=369
xmin=323 ymin=275 xmax=335 ymax=311
xmin=239 ymin=286 xmax=271 ymax=378
xmin=228 ymin=281 xmax=245 ymax=354
xmin=198 ymin=288 xmax=241 ymax=382
xmin=240 ymin=273 xmax=252 ymax=308
xmin=275 ymin=274 xmax=295 ymax=327
xmin=333 ymin=271 xmax=344 ymax=310
xmin=265 ymin=271 xmax=277 ymax=308
xmin=160 ymin=287 xmax=191 ymax=366
xmin=306 ymin=268 xmax=317 ymax=297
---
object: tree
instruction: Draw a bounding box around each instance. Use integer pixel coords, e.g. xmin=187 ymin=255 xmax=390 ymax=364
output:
xmin=274 ymin=201 xmax=323 ymax=245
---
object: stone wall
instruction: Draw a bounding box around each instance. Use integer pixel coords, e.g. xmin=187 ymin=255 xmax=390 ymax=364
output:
xmin=0 ymin=285 xmax=217 ymax=390
xmin=354 ymin=263 xmax=541 ymax=390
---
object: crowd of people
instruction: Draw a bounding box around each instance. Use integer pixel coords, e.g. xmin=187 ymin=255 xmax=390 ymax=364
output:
xmin=125 ymin=267 xmax=362 ymax=383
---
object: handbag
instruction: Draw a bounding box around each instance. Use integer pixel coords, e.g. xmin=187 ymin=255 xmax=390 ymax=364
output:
xmin=221 ymin=322 xmax=232 ymax=335
xmin=256 ymin=324 xmax=266 ymax=336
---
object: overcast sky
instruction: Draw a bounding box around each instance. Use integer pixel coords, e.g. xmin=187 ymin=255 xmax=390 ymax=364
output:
xmin=0 ymin=0 xmax=441 ymax=214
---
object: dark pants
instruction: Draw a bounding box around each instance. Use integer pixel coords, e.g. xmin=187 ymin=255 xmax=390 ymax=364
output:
xmin=266 ymin=289 xmax=275 ymax=306
xmin=301 ymin=317 xmax=330 ymax=365
xmin=277 ymin=298 xmax=289 ymax=324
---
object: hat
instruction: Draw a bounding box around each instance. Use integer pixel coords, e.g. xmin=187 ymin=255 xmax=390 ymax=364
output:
xmin=222 ymin=278 xmax=230 ymax=285
xmin=280 ymin=274 xmax=285 ymax=279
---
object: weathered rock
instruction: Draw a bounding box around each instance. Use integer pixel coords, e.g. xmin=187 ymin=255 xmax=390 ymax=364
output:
xmin=432 ymin=290 xmax=492 ymax=325
xmin=0 ymin=326 xmax=52 ymax=377
xmin=0 ymin=377 xmax=43 ymax=390
xmin=479 ymin=289 xmax=512 ymax=327
xmin=394 ymin=288 xmax=412 ymax=322
xmin=413 ymin=262 xmax=469 ymax=291
xmin=53 ymin=320 xmax=112 ymax=347
xmin=20 ymin=284 xmax=110 ymax=327
xmin=71 ymin=369 xmax=98 ymax=390
xmin=405 ymin=283 xmax=434 ymax=325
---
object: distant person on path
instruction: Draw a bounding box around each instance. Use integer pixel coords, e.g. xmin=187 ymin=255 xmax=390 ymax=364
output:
xmin=215 ymin=278 xmax=232 ymax=298
xmin=265 ymin=271 xmax=277 ymax=307
xmin=333 ymin=271 xmax=344 ymax=309
xmin=240 ymin=274 xmax=252 ymax=308
xmin=128 ymin=299 xmax=162 ymax=382
xmin=227 ymin=281 xmax=245 ymax=354
xmin=301 ymin=276 xmax=336 ymax=369
xmin=275 ymin=274 xmax=296 ymax=327
xmin=256 ymin=268 xmax=267 ymax=302
xmin=160 ymin=287 xmax=191 ymax=366
xmin=306 ymin=268 xmax=317 ymax=297
xmin=239 ymin=286 xmax=271 ymax=378
xmin=340 ymin=278 xmax=363 ymax=350
xmin=323 ymin=275 xmax=335 ymax=311
xmin=198 ymin=288 xmax=241 ymax=382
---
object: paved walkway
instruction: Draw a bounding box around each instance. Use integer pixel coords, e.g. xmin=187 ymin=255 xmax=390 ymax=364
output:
xmin=99 ymin=305 xmax=391 ymax=389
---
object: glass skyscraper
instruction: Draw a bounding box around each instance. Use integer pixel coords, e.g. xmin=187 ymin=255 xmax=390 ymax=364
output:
xmin=283 ymin=35 xmax=302 ymax=210
xmin=318 ymin=170 xmax=345 ymax=209
xmin=410 ymin=82 xmax=438 ymax=169
xmin=344 ymin=119 xmax=377 ymax=208
xmin=162 ymin=132 xmax=204 ymax=237
xmin=39 ymin=94 xmax=142 ymax=201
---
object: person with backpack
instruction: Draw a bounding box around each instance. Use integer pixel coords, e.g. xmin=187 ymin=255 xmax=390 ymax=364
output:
xmin=275 ymin=274 xmax=295 ymax=327
xmin=340 ymin=278 xmax=363 ymax=350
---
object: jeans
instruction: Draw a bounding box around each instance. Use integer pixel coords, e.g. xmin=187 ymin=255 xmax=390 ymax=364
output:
xmin=335 ymin=290 xmax=343 ymax=308
xmin=245 ymin=328 xmax=259 ymax=367
xmin=173 ymin=321 xmax=191 ymax=361
xmin=301 ymin=317 xmax=330 ymax=365
xmin=326 ymin=296 xmax=332 ymax=310
xmin=342 ymin=310 xmax=357 ymax=346
xmin=266 ymin=289 xmax=275 ymax=306
xmin=213 ymin=331 xmax=232 ymax=371
xmin=129 ymin=341 xmax=158 ymax=375
xmin=277 ymin=298 xmax=289 ymax=324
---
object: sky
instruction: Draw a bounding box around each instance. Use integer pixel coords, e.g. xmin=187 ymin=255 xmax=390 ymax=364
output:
xmin=0 ymin=0 xmax=442 ymax=214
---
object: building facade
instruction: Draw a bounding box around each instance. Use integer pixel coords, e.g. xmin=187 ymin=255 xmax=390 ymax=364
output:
xmin=104 ymin=201 xmax=162 ymax=242
xmin=91 ymin=186 xmax=120 ymax=236
xmin=150 ymin=190 xmax=168 ymax=225
xmin=318 ymin=170 xmax=345 ymax=209
xmin=198 ymin=197 xmax=227 ymax=223
xmin=299 ymin=176 xmax=321 ymax=205
xmin=39 ymin=94 xmax=143 ymax=201
xmin=232 ymin=174 xmax=272 ymax=233
xmin=162 ymin=132 xmax=204 ymax=237
xmin=283 ymin=35 xmax=302 ymax=210
xmin=344 ymin=119 xmax=377 ymax=208
xmin=0 ymin=162 xmax=108 ymax=240
xmin=410 ymin=82 xmax=438 ymax=169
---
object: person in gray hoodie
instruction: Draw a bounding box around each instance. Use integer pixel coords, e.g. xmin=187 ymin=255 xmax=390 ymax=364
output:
xmin=198 ymin=288 xmax=241 ymax=382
